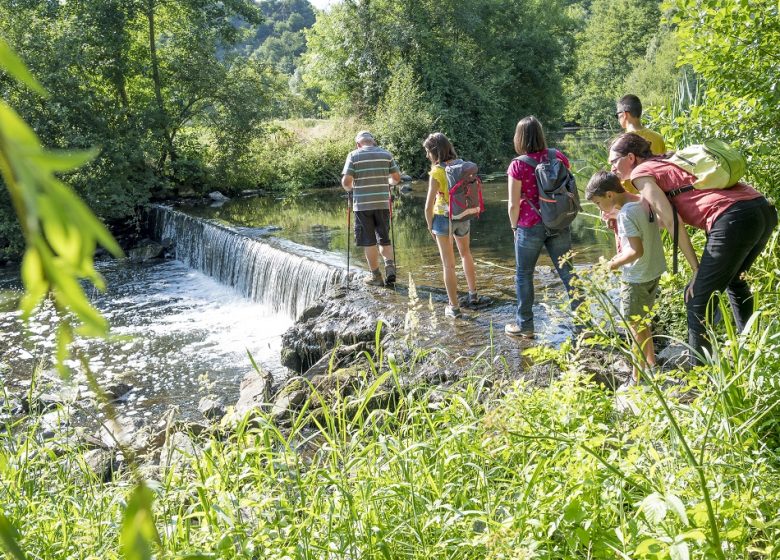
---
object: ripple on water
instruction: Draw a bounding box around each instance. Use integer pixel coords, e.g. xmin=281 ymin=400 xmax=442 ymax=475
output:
xmin=0 ymin=259 xmax=292 ymax=420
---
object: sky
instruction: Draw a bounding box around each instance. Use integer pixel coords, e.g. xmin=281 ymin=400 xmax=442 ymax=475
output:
xmin=309 ymin=0 xmax=335 ymax=10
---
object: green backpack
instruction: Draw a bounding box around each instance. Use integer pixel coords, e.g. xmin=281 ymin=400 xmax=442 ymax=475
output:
xmin=665 ymin=138 xmax=748 ymax=274
xmin=665 ymin=138 xmax=746 ymax=193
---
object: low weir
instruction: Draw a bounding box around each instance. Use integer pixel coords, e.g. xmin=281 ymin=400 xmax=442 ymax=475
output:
xmin=146 ymin=205 xmax=348 ymax=319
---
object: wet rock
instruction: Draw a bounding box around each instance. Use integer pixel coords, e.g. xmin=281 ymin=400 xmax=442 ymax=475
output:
xmin=310 ymin=367 xmax=362 ymax=400
xmin=105 ymin=382 xmax=133 ymax=403
xmin=0 ymin=396 xmax=22 ymax=415
xmin=128 ymin=240 xmax=164 ymax=261
xmin=234 ymin=368 xmax=274 ymax=418
xmin=209 ymin=191 xmax=230 ymax=202
xmin=400 ymin=174 xmax=413 ymax=182
xmin=198 ymin=396 xmax=227 ymax=422
xmin=270 ymin=389 xmax=308 ymax=423
xmin=160 ymin=432 xmax=199 ymax=472
xmin=40 ymin=409 xmax=69 ymax=439
xmin=302 ymin=342 xmax=370 ymax=380
xmin=657 ymin=343 xmax=690 ymax=370
xmin=20 ymin=391 xmax=65 ymax=414
xmin=97 ymin=416 xmax=156 ymax=455
xmin=281 ymin=285 xmax=403 ymax=374
xmin=81 ymin=448 xmax=118 ymax=483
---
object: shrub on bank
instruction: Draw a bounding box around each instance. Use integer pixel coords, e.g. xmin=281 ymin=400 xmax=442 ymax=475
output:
xmin=228 ymin=119 xmax=358 ymax=194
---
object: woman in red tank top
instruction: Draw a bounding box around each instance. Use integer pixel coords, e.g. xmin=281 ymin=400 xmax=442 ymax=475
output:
xmin=608 ymin=133 xmax=777 ymax=367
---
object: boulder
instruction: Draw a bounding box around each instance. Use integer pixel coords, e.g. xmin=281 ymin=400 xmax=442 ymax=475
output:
xmin=281 ymin=285 xmax=403 ymax=373
xmin=104 ymin=382 xmax=133 ymax=402
xmin=159 ymin=432 xmax=199 ymax=473
xmin=198 ymin=396 xmax=227 ymax=422
xmin=81 ymin=448 xmax=118 ymax=483
xmin=270 ymin=389 xmax=308 ymax=423
xmin=657 ymin=343 xmax=690 ymax=370
xmin=209 ymin=191 xmax=230 ymax=202
xmin=128 ymin=240 xmax=164 ymax=261
xmin=234 ymin=368 xmax=274 ymax=418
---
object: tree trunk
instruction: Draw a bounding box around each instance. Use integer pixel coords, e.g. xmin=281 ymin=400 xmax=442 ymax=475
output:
xmin=146 ymin=0 xmax=176 ymax=170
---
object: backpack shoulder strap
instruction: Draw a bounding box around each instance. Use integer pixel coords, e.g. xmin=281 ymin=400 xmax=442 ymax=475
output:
xmin=547 ymin=148 xmax=557 ymax=162
xmin=515 ymin=155 xmax=538 ymax=168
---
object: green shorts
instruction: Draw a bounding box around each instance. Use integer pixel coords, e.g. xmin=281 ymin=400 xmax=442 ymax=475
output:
xmin=620 ymin=277 xmax=660 ymax=321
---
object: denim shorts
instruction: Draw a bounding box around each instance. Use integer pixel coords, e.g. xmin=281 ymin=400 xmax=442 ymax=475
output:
xmin=620 ymin=276 xmax=660 ymax=321
xmin=431 ymin=214 xmax=470 ymax=237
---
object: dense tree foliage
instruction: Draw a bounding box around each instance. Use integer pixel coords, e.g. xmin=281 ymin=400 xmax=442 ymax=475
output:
xmin=1 ymin=0 xmax=777 ymax=261
xmin=244 ymin=0 xmax=316 ymax=74
xmin=0 ymin=0 xmax=273 ymax=259
xmin=660 ymin=0 xmax=779 ymax=194
xmin=564 ymin=0 xmax=663 ymax=127
xmin=301 ymin=0 xmax=574 ymax=173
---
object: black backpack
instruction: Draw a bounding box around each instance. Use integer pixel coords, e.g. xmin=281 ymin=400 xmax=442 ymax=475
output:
xmin=515 ymin=149 xmax=581 ymax=231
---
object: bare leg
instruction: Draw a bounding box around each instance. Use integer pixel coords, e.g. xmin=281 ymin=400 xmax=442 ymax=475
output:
xmin=454 ymin=233 xmax=477 ymax=293
xmin=364 ymin=245 xmax=381 ymax=271
xmin=378 ymin=244 xmax=395 ymax=263
xmin=629 ymin=321 xmax=656 ymax=382
xmin=435 ymin=234 xmax=459 ymax=307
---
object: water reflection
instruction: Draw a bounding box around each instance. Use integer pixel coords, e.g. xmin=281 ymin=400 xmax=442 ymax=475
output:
xmin=183 ymin=178 xmax=614 ymax=294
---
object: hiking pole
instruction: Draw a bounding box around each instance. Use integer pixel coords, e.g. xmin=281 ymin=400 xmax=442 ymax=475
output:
xmin=346 ymin=191 xmax=352 ymax=288
xmin=389 ymin=182 xmax=397 ymax=273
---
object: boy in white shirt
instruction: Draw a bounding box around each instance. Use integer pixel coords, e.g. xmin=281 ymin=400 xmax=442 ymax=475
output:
xmin=586 ymin=171 xmax=666 ymax=385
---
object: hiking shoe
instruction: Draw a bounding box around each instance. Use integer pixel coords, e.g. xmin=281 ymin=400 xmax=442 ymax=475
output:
xmin=459 ymin=293 xmax=493 ymax=309
xmin=505 ymin=323 xmax=535 ymax=339
xmin=363 ymin=272 xmax=384 ymax=287
xmin=445 ymin=305 xmax=462 ymax=319
xmin=384 ymin=264 xmax=396 ymax=286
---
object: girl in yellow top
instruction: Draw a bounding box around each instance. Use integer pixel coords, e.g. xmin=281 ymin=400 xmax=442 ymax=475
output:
xmin=422 ymin=132 xmax=491 ymax=318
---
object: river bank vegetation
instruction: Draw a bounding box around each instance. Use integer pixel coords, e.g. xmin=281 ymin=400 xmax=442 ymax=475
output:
xmin=2 ymin=0 xmax=780 ymax=558
xmin=2 ymin=232 xmax=780 ymax=558
xmin=1 ymin=0 xmax=778 ymax=261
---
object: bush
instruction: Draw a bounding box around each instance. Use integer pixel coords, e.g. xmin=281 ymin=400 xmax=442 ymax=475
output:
xmin=246 ymin=120 xmax=357 ymax=193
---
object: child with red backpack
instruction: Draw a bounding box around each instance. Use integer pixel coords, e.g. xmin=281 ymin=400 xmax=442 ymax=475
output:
xmin=423 ymin=132 xmax=491 ymax=319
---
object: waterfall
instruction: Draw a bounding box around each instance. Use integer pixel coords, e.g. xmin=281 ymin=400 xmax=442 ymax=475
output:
xmin=146 ymin=205 xmax=348 ymax=319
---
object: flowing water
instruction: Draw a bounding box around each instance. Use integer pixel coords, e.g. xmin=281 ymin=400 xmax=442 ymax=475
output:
xmin=0 ymin=130 xmax=614 ymax=420
xmin=0 ymin=260 xmax=292 ymax=419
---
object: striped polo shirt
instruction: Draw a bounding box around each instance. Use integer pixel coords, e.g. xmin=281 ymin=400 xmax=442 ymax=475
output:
xmin=342 ymin=146 xmax=400 ymax=211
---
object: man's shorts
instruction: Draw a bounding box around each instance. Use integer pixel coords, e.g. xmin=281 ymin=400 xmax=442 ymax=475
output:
xmin=620 ymin=276 xmax=660 ymax=321
xmin=354 ymin=209 xmax=391 ymax=247
xmin=431 ymin=214 xmax=471 ymax=238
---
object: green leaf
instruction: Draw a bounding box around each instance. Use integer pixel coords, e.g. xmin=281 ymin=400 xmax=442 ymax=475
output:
xmin=29 ymin=149 xmax=99 ymax=174
xmin=18 ymin=247 xmax=48 ymax=319
xmin=639 ymin=492 xmax=668 ymax=524
xmin=0 ymin=512 xmax=27 ymax=560
xmin=120 ymin=483 xmax=160 ymax=560
xmin=0 ymin=37 xmax=47 ymax=96
xmin=634 ymin=538 xmax=664 ymax=557
xmin=665 ymin=493 xmax=689 ymax=526
xmin=670 ymin=541 xmax=690 ymax=560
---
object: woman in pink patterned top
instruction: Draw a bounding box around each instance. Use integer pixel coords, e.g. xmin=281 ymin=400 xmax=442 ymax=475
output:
xmin=505 ymin=116 xmax=581 ymax=339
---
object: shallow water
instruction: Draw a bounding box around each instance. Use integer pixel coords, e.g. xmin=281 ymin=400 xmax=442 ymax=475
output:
xmin=0 ymin=260 xmax=291 ymax=418
xmin=0 ymin=130 xmax=616 ymax=421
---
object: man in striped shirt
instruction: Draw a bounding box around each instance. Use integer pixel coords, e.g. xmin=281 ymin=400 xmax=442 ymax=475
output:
xmin=342 ymin=131 xmax=401 ymax=286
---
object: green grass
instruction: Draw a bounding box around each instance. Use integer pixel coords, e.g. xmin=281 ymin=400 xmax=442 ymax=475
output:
xmin=2 ymin=237 xmax=780 ymax=560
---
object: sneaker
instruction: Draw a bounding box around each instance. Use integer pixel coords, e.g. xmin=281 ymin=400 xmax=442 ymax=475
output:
xmin=363 ymin=271 xmax=384 ymax=287
xmin=384 ymin=264 xmax=396 ymax=286
xmin=505 ymin=323 xmax=535 ymax=339
xmin=445 ymin=305 xmax=462 ymax=319
xmin=459 ymin=293 xmax=493 ymax=309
